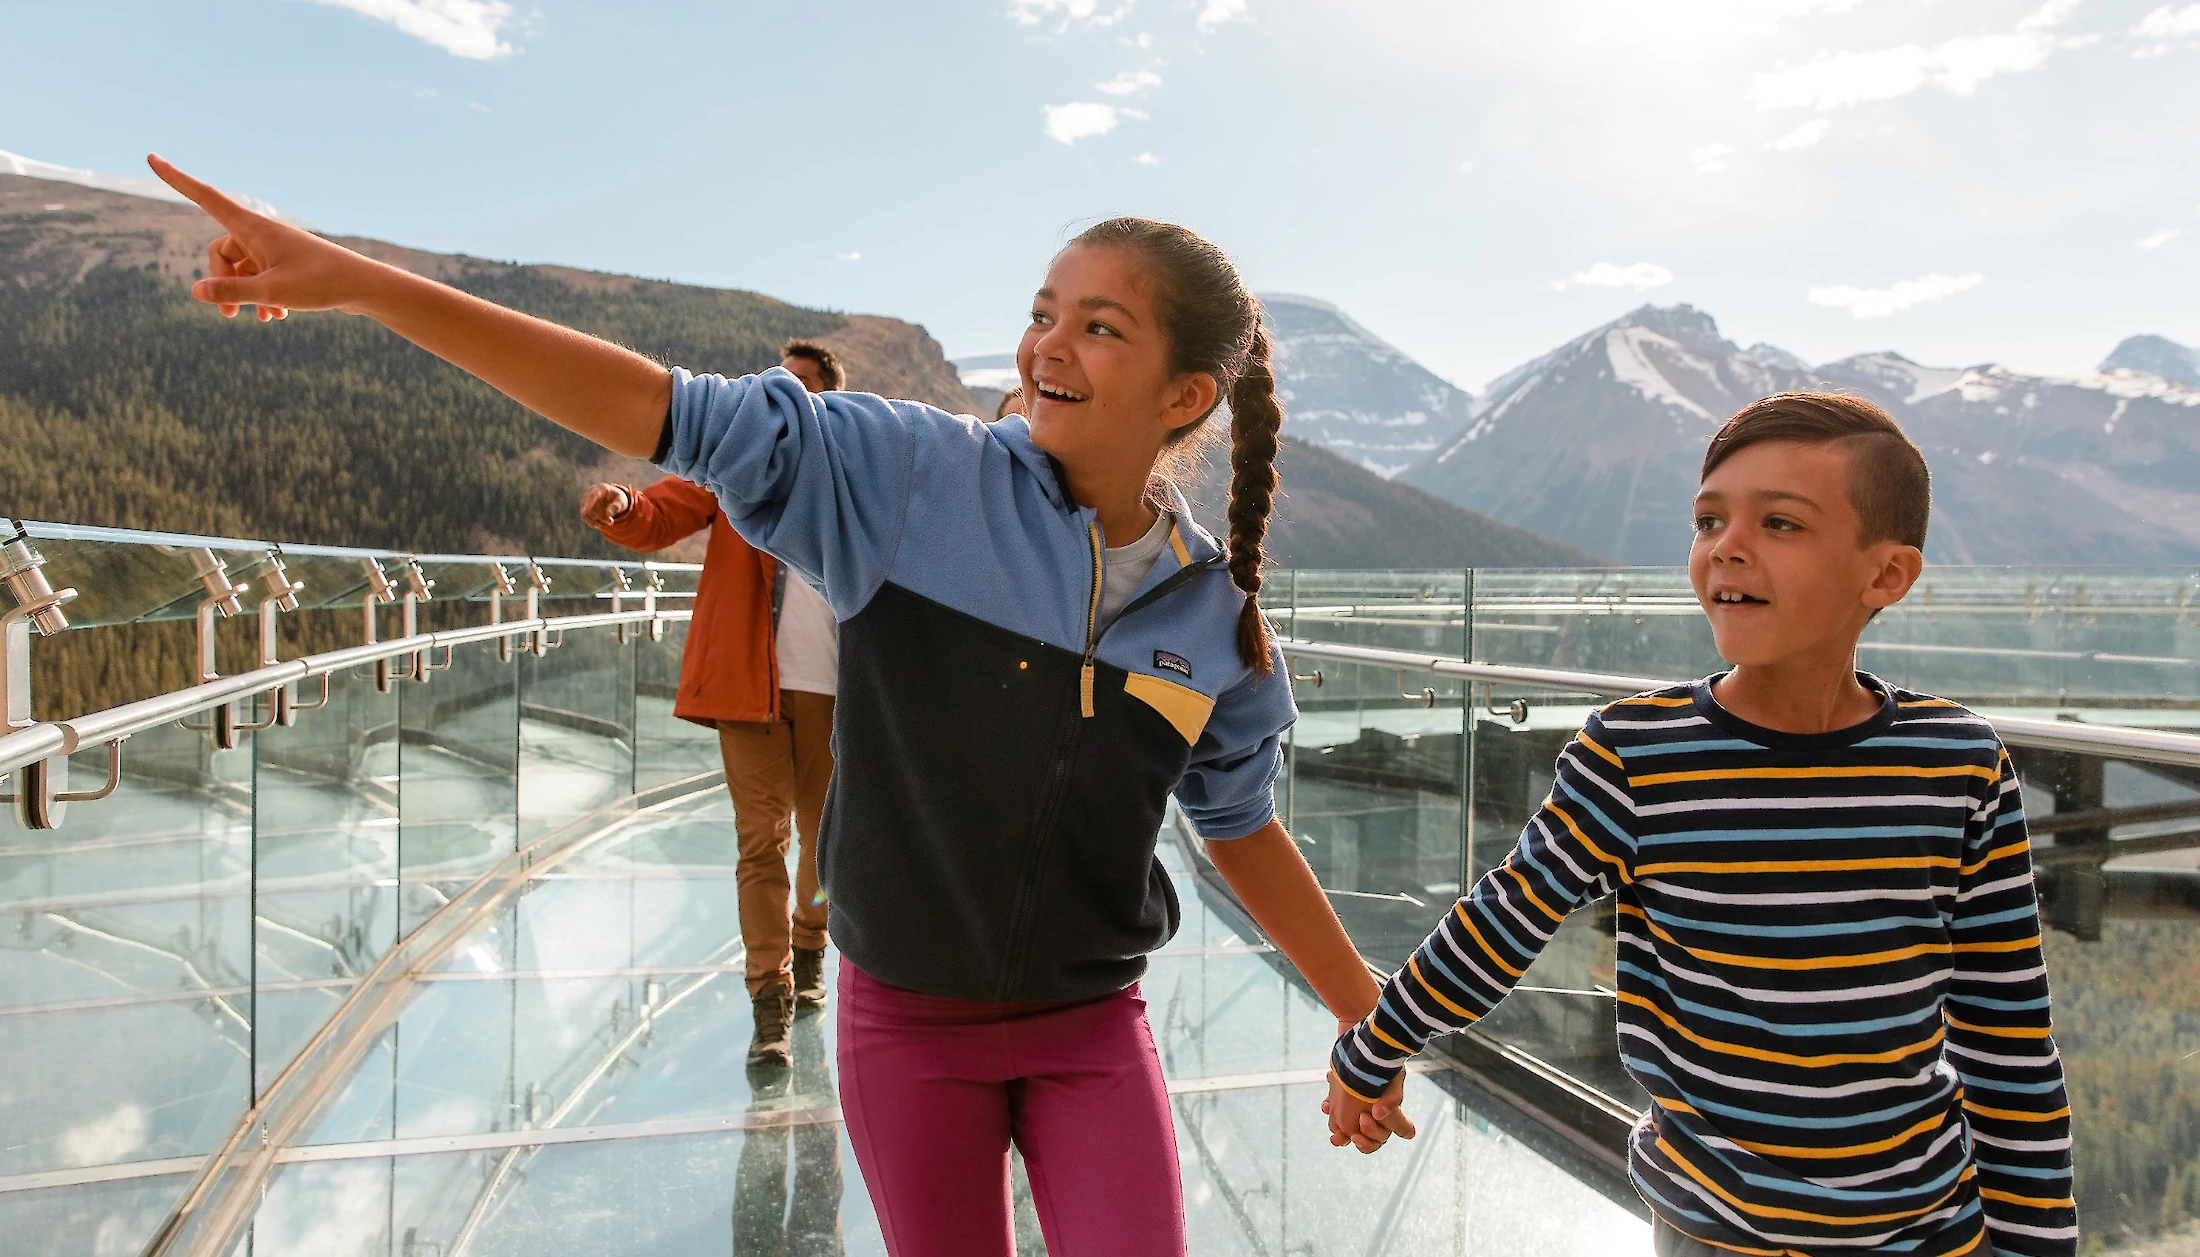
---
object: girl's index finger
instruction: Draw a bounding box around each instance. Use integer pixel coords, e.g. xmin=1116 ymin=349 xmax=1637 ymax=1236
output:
xmin=146 ymin=155 xmax=263 ymax=233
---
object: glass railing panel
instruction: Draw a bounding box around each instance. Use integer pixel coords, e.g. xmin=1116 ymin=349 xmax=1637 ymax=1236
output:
xmin=1860 ymin=568 xmax=2200 ymax=717
xmin=632 ymin=620 xmax=720 ymax=793
xmin=1278 ymin=655 xmax=1465 ymax=971
xmin=396 ymin=638 xmax=521 ymax=937
xmin=1460 ymin=683 xmax=1645 ymax=1109
xmin=14 ymin=524 xmax=276 ymax=630
xmin=517 ymin=632 xmax=636 ymax=843
xmin=1467 ymin=567 xmax=1716 ymax=679
xmin=251 ymin=665 xmax=401 ymax=1093
xmin=2008 ymin=742 xmax=2200 ymax=1243
xmin=0 ymin=718 xmax=255 ymax=1178
xmin=1276 ymin=568 xmax=1468 ymax=656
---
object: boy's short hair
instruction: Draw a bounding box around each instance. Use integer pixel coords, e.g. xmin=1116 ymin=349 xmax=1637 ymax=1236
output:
xmin=1702 ymin=392 xmax=1931 ymax=549
xmin=780 ymin=338 xmax=846 ymax=391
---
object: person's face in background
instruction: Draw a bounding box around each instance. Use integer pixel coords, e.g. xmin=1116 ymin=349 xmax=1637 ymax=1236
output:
xmin=993 ymin=387 xmax=1025 ymax=422
xmin=782 ymin=354 xmax=830 ymax=394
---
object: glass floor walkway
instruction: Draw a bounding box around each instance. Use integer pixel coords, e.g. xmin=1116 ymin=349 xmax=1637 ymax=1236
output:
xmin=6 ymin=783 xmax=1651 ymax=1257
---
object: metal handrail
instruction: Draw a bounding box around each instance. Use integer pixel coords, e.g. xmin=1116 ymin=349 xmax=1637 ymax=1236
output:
xmin=1277 ymin=636 xmax=2200 ymax=771
xmin=0 ymin=607 xmax=693 ymax=778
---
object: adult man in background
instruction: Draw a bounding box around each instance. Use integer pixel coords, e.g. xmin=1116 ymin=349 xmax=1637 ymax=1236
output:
xmin=580 ymin=338 xmax=846 ymax=1068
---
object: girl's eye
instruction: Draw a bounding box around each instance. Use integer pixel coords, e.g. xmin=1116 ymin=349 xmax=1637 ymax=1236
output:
xmin=1030 ymin=310 xmax=1052 ymax=326
xmin=1087 ymin=321 xmax=1118 ymax=337
xmin=1693 ymin=515 xmax=1722 ymax=534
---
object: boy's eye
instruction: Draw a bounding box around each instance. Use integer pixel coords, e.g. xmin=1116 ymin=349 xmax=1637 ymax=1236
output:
xmin=1766 ymin=516 xmax=1801 ymax=532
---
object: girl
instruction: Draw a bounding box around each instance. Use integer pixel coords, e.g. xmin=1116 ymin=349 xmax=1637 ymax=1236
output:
xmin=147 ymin=157 xmax=1415 ymax=1256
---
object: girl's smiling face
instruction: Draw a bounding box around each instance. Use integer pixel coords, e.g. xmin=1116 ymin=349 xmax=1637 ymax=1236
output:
xmin=1017 ymin=244 xmax=1216 ymax=479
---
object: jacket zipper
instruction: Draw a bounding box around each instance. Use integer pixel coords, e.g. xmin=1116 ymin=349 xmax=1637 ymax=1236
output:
xmin=1078 ymin=520 xmax=1102 ymax=718
xmin=997 ymin=533 xmax=1212 ymax=997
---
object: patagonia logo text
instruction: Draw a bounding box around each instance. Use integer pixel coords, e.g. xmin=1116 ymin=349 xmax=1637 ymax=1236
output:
xmin=1153 ymin=651 xmax=1192 ymax=679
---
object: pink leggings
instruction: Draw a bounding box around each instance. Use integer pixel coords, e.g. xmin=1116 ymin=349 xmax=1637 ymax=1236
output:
xmin=834 ymin=958 xmax=1185 ymax=1257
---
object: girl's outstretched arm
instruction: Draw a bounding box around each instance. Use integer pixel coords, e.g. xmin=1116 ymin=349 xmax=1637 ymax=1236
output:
xmin=147 ymin=155 xmax=672 ymax=458
xmin=1206 ymin=820 xmax=1416 ymax=1150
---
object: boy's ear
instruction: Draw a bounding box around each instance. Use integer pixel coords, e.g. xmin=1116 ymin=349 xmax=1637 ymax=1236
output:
xmin=1861 ymin=543 xmax=1924 ymax=614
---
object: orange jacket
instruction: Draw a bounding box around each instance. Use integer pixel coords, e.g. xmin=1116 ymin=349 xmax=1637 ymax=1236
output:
xmin=594 ymin=476 xmax=781 ymax=726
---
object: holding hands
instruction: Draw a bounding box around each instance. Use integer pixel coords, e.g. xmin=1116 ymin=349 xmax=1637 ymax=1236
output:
xmin=1324 ymin=1020 xmax=1416 ymax=1154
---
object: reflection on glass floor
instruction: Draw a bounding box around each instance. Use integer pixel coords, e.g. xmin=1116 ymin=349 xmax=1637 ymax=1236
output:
xmin=8 ymin=782 xmax=1649 ymax=1256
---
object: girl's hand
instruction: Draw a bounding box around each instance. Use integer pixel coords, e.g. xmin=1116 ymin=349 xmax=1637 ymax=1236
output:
xmin=1322 ymin=1070 xmax=1416 ymax=1154
xmin=147 ymin=154 xmax=390 ymax=321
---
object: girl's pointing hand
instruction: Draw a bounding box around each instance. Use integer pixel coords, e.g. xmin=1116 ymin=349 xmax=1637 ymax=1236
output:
xmin=147 ymin=154 xmax=384 ymax=322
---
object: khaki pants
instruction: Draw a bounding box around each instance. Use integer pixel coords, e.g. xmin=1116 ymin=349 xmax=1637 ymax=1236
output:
xmin=717 ymin=690 xmax=834 ymax=995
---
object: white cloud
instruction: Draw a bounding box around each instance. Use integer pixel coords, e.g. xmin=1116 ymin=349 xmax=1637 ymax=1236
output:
xmin=1043 ymin=101 xmax=1142 ymax=143
xmin=1691 ymin=143 xmax=1735 ymax=173
xmin=1752 ymin=30 xmax=2058 ymax=111
xmin=301 ymin=0 xmax=518 ymax=60
xmin=838 ymin=251 xmax=863 ymax=262
xmin=1197 ymin=0 xmax=1249 ymax=32
xmin=2018 ymin=0 xmax=2086 ymax=30
xmin=1551 ymin=262 xmax=1676 ymax=292
xmin=2136 ymin=228 xmax=2182 ymax=249
xmin=1767 ymin=119 xmax=1831 ymax=150
xmin=1808 ymin=272 xmax=1983 ymax=319
xmin=2134 ymin=4 xmax=2200 ymax=37
xmin=1009 ymin=0 xmax=1130 ymax=27
xmin=1095 ymin=69 xmax=1163 ymax=95
xmin=1134 ymin=152 xmax=1162 ymax=166
xmin=1458 ymin=160 xmax=1475 ymax=173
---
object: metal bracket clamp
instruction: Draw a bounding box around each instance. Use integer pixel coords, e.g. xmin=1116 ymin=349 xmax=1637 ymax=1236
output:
xmin=1291 ymin=668 xmax=1324 ymax=688
xmin=1 ymin=538 xmax=78 ymax=735
xmin=161 ymin=548 xmax=253 ymax=749
xmin=4 ymin=736 xmax=124 ymax=830
xmin=397 ymin=560 xmax=444 ymax=682
xmin=359 ymin=558 xmax=400 ymax=691
xmin=523 ymin=564 xmax=553 ymax=656
xmin=1398 ymin=670 xmax=1439 ymax=709
xmin=246 ymin=551 xmax=325 ymax=728
xmin=642 ymin=569 xmax=666 ymax=642
xmin=607 ymin=568 xmax=635 ymax=644
xmin=489 ymin=563 xmax=520 ymax=663
xmin=1482 ymin=683 xmax=1531 ymax=725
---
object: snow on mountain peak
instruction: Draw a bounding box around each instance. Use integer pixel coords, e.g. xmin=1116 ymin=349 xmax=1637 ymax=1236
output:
xmin=1 ymin=148 xmax=286 ymax=220
xmin=2101 ymin=334 xmax=2200 ymax=388
xmin=1258 ymin=292 xmax=1479 ymax=478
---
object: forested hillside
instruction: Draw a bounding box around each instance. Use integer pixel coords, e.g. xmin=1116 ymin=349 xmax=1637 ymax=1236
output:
xmin=0 ymin=175 xmax=971 ymax=556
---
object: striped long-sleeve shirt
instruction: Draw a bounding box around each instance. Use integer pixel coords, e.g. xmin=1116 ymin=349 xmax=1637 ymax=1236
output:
xmin=1333 ymin=676 xmax=2077 ymax=1257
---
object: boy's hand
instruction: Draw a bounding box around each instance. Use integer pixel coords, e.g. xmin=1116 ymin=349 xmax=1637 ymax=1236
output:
xmin=1323 ymin=1068 xmax=1415 ymax=1154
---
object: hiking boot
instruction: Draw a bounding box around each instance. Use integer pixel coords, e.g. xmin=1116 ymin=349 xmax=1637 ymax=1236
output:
xmin=748 ymin=984 xmax=794 ymax=1068
xmin=791 ymin=946 xmax=828 ymax=1011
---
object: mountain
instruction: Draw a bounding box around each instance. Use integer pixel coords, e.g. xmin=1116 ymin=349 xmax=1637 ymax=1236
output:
xmin=2101 ymin=334 xmax=2200 ymax=388
xmin=0 ymin=169 xmax=974 ymax=556
xmin=1259 ymin=292 xmax=1478 ymax=478
xmin=1177 ymin=434 xmax=1603 ymax=569
xmin=1403 ymin=304 xmax=2200 ymax=566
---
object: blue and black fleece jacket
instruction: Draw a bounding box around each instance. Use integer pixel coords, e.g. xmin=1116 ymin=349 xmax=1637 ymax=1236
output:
xmin=657 ymin=367 xmax=1297 ymax=1003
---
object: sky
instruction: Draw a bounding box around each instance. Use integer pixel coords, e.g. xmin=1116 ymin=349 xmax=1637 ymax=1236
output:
xmin=6 ymin=0 xmax=2198 ymax=388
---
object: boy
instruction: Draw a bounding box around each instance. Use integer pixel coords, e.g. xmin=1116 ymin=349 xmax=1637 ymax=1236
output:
xmin=1327 ymin=393 xmax=2077 ymax=1257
